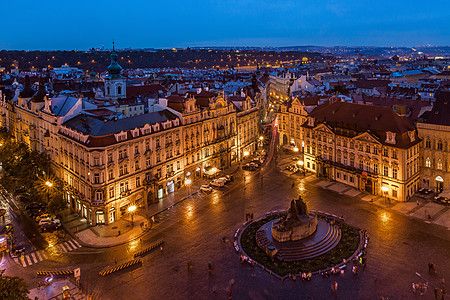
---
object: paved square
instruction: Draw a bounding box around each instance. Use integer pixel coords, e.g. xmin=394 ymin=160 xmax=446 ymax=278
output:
xmin=391 ymin=202 xmax=418 ymax=214
xmin=361 ymin=195 xmax=376 ymax=202
xmin=411 ymin=202 xmax=446 ymax=220
xmin=327 ymin=183 xmax=349 ymax=193
xmin=343 ymin=188 xmax=362 ymax=197
xmin=316 ymin=180 xmax=334 ymax=188
xmin=432 ymin=209 xmax=450 ymax=228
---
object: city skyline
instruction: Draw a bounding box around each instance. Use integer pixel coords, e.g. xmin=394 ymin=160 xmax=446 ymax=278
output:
xmin=1 ymin=0 xmax=449 ymax=50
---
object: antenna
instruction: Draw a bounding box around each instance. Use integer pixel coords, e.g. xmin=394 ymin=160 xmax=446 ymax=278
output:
xmin=112 ymin=39 xmax=115 ymax=51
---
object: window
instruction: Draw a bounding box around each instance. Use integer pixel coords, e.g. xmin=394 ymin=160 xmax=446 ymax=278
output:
xmin=343 ymin=174 xmax=347 ymax=181
xmin=93 ymin=156 xmax=100 ymax=166
xmin=359 ymin=144 xmax=363 ymax=151
xmin=145 ymin=142 xmax=150 ymax=152
xmin=146 ymin=158 xmax=151 ymax=168
xmin=136 ymin=177 xmax=141 ymax=187
xmin=383 ymin=148 xmax=389 ymax=157
xmin=108 ymin=153 xmax=113 ymax=163
xmin=425 ymin=139 xmax=431 ymax=148
xmin=94 ymin=173 xmax=100 ymax=184
xmin=336 ymin=172 xmax=340 ymax=179
xmin=425 ymin=157 xmax=431 ymax=168
xmin=109 ymin=187 xmax=114 ymax=199
xmin=135 ymin=160 xmax=140 ymax=170
xmin=349 ymin=176 xmax=354 ymax=183
xmin=392 ymin=168 xmax=398 ymax=179
xmin=365 ymin=145 xmax=370 ymax=153
xmin=95 ymin=191 xmax=103 ymax=201
xmin=437 ymin=159 xmax=443 ymax=170
xmin=383 ymin=166 xmax=389 ymax=177
xmin=373 ymin=147 xmax=378 ymax=155
xmin=108 ymin=169 xmax=114 ymax=180
xmin=359 ymin=161 xmax=364 ymax=170
xmin=135 ymin=145 xmax=139 ymax=154
xmin=392 ymin=189 xmax=398 ymax=198
xmin=437 ymin=141 xmax=443 ymax=150
xmin=373 ymin=164 xmax=378 ymax=174
xmin=350 ymin=158 xmax=354 ymax=167
xmin=392 ymin=150 xmax=398 ymax=159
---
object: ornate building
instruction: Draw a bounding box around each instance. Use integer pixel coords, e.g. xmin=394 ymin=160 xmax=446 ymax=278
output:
xmin=302 ymin=101 xmax=421 ymax=202
xmin=417 ymin=90 xmax=450 ymax=193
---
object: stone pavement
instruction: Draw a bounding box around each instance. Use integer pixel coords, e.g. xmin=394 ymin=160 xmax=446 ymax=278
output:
xmin=29 ymin=279 xmax=87 ymax=300
xmin=278 ymin=151 xmax=450 ymax=230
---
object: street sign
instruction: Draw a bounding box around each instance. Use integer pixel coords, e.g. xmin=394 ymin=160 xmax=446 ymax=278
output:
xmin=74 ymin=267 xmax=81 ymax=278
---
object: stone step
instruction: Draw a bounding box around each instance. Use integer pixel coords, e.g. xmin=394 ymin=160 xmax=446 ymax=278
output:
xmin=276 ymin=227 xmax=341 ymax=261
xmin=276 ymin=224 xmax=336 ymax=254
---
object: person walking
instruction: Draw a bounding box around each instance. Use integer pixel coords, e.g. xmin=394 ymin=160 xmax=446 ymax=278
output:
xmin=160 ymin=245 xmax=163 ymax=254
xmin=331 ymin=281 xmax=338 ymax=295
xmin=208 ymin=261 xmax=212 ymax=272
xmin=434 ymin=288 xmax=439 ymax=299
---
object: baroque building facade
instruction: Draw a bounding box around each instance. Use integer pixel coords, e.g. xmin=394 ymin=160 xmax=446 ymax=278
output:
xmin=301 ymin=101 xmax=421 ymax=202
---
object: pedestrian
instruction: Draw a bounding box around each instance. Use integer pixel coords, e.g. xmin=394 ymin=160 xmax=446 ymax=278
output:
xmin=417 ymin=200 xmax=420 ymax=206
xmin=251 ymin=213 xmax=253 ymax=220
xmin=331 ymin=281 xmax=338 ymax=295
xmin=441 ymin=289 xmax=445 ymax=300
xmin=292 ymin=182 xmax=295 ymax=188
xmin=160 ymin=245 xmax=163 ymax=254
xmin=208 ymin=261 xmax=212 ymax=272
xmin=434 ymin=288 xmax=439 ymax=300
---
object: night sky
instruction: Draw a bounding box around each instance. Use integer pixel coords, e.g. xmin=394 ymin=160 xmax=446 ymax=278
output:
xmin=2 ymin=0 xmax=449 ymax=50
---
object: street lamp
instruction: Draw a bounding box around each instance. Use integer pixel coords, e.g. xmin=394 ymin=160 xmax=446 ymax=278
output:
xmin=185 ymin=178 xmax=192 ymax=196
xmin=293 ymin=147 xmax=299 ymax=152
xmin=128 ymin=205 xmax=137 ymax=227
xmin=45 ymin=181 xmax=53 ymax=202
xmin=243 ymin=151 xmax=249 ymax=157
xmin=381 ymin=186 xmax=389 ymax=204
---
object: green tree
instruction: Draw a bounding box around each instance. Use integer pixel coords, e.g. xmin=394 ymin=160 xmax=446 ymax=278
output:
xmin=0 ymin=270 xmax=31 ymax=300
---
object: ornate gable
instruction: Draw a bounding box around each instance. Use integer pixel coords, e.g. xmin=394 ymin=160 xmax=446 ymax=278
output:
xmin=313 ymin=123 xmax=334 ymax=134
xmin=354 ymin=132 xmax=380 ymax=144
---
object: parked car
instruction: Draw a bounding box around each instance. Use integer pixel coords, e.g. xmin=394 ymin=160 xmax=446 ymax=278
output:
xmin=40 ymin=222 xmax=61 ymax=232
xmin=210 ymin=179 xmax=226 ymax=187
xmin=36 ymin=214 xmax=57 ymax=222
xmin=225 ymin=175 xmax=234 ymax=182
xmin=38 ymin=218 xmax=60 ymax=227
xmin=26 ymin=203 xmax=43 ymax=210
xmin=200 ymin=185 xmax=213 ymax=193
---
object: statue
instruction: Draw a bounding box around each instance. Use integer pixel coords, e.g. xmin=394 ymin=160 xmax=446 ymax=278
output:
xmin=271 ymin=195 xmax=318 ymax=242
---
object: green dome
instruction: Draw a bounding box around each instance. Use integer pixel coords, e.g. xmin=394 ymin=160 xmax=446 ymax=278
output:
xmin=106 ymin=49 xmax=123 ymax=78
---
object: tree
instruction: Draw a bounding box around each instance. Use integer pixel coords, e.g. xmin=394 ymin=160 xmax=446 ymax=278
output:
xmin=0 ymin=270 xmax=31 ymax=300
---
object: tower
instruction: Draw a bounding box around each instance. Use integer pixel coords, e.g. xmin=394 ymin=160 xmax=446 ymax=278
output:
xmin=104 ymin=42 xmax=126 ymax=102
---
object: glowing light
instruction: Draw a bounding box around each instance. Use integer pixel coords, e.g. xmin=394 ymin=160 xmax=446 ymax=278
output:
xmin=381 ymin=186 xmax=388 ymax=193
xmin=128 ymin=205 xmax=137 ymax=213
xmin=45 ymin=181 xmax=53 ymax=187
xmin=243 ymin=151 xmax=250 ymax=156
xmin=185 ymin=179 xmax=192 ymax=185
xmin=298 ymin=160 xmax=304 ymax=166
xmin=212 ymin=167 xmax=217 ymax=173
xmin=259 ymin=136 xmax=264 ymax=141
xmin=293 ymin=147 xmax=299 ymax=152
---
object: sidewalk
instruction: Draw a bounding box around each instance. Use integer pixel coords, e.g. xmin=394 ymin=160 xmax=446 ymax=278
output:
xmin=29 ymin=279 xmax=86 ymax=300
xmin=277 ymin=151 xmax=450 ymax=230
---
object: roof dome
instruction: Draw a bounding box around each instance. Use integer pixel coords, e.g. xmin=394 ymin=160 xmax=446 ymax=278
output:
xmin=106 ymin=47 xmax=123 ymax=79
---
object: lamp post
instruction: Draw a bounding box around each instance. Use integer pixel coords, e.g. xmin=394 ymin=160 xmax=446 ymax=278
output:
xmin=381 ymin=186 xmax=389 ymax=204
xmin=128 ymin=205 xmax=136 ymax=227
xmin=185 ymin=178 xmax=192 ymax=197
xmin=45 ymin=181 xmax=53 ymax=202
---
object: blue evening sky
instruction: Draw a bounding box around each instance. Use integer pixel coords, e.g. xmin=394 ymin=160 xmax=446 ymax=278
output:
xmin=1 ymin=0 xmax=449 ymax=50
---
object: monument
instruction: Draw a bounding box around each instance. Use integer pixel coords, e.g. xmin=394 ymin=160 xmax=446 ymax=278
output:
xmin=271 ymin=196 xmax=318 ymax=242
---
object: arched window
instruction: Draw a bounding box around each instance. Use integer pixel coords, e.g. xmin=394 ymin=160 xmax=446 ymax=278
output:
xmin=437 ymin=140 xmax=443 ymax=150
xmin=106 ymin=86 xmax=110 ymax=95
xmin=437 ymin=159 xmax=443 ymax=170
xmin=425 ymin=139 xmax=431 ymax=148
xmin=117 ymin=85 xmax=122 ymax=95
xmin=425 ymin=157 xmax=431 ymax=168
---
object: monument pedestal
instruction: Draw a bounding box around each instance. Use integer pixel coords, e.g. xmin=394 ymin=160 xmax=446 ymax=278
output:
xmin=271 ymin=214 xmax=317 ymax=242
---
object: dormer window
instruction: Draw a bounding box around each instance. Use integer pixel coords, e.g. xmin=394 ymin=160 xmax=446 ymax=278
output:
xmin=307 ymin=117 xmax=315 ymax=127
xmin=408 ymin=131 xmax=415 ymax=142
xmin=385 ymin=132 xmax=396 ymax=144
